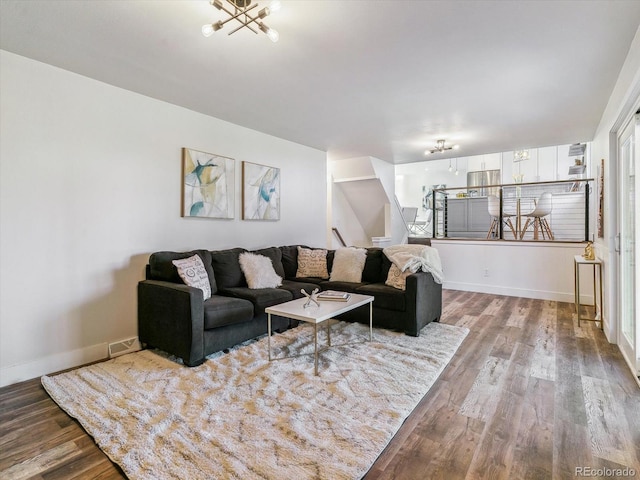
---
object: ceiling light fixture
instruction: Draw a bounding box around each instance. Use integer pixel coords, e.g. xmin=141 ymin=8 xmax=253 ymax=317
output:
xmin=454 ymin=158 xmax=459 ymax=176
xmin=448 ymin=159 xmax=453 ymax=172
xmin=202 ymin=0 xmax=281 ymax=42
xmin=425 ymin=139 xmax=459 ymax=155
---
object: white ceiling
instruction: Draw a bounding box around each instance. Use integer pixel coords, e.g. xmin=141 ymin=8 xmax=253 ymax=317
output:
xmin=1 ymin=0 xmax=639 ymax=164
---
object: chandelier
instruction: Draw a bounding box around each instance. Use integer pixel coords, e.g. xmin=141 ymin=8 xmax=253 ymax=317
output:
xmin=425 ymin=139 xmax=459 ymax=155
xmin=202 ymin=0 xmax=281 ymax=42
xmin=513 ymin=149 xmax=530 ymax=162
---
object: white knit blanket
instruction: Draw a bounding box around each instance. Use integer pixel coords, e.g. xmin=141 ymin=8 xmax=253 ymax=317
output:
xmin=383 ymin=244 xmax=444 ymax=284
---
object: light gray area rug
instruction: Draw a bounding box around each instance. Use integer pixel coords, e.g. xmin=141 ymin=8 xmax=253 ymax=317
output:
xmin=42 ymin=321 xmax=468 ymax=480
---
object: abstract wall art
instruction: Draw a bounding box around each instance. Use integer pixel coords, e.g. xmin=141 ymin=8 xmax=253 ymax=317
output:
xmin=242 ymin=161 xmax=280 ymax=220
xmin=182 ymin=148 xmax=235 ymax=219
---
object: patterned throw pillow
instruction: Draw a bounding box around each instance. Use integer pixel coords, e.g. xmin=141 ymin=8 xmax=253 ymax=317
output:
xmin=239 ymin=252 xmax=283 ymax=289
xmin=296 ymin=246 xmax=329 ymax=279
xmin=385 ymin=263 xmax=412 ymax=291
xmin=172 ymin=254 xmax=212 ymax=299
xmin=330 ymin=247 xmax=367 ymax=282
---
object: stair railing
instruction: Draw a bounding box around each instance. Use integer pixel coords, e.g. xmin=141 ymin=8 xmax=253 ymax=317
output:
xmin=332 ymin=227 xmax=347 ymax=247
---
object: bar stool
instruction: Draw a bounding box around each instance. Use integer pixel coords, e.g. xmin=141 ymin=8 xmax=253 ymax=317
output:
xmin=520 ymin=192 xmax=554 ymax=240
xmin=487 ymin=195 xmax=517 ymax=239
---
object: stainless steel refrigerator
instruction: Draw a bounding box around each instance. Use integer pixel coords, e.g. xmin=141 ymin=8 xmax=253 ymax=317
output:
xmin=467 ymin=169 xmax=501 ymax=197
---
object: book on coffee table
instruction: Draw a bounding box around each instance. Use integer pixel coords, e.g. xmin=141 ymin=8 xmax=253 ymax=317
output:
xmin=317 ymin=290 xmax=351 ymax=302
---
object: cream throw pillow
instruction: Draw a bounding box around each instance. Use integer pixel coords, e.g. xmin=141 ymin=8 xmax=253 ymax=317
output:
xmin=172 ymin=254 xmax=212 ymax=299
xmin=239 ymin=252 xmax=283 ymax=289
xmin=296 ymin=247 xmax=329 ymax=279
xmin=330 ymin=247 xmax=367 ymax=282
xmin=385 ymin=263 xmax=412 ymax=291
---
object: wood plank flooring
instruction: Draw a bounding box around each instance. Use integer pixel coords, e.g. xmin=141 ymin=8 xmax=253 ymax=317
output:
xmin=1 ymin=290 xmax=639 ymax=479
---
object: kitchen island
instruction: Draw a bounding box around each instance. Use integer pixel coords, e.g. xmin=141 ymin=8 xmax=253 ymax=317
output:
xmin=445 ymin=196 xmax=492 ymax=238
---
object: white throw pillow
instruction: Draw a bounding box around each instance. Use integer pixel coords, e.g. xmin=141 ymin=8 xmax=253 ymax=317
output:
xmin=172 ymin=254 xmax=212 ymax=299
xmin=330 ymin=247 xmax=367 ymax=282
xmin=385 ymin=263 xmax=411 ymax=291
xmin=296 ymin=247 xmax=329 ymax=279
xmin=239 ymin=252 xmax=283 ymax=289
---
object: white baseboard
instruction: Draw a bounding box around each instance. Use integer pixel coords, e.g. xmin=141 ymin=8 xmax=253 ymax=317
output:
xmin=0 ymin=342 xmax=109 ymax=388
xmin=443 ymin=281 xmax=587 ymax=304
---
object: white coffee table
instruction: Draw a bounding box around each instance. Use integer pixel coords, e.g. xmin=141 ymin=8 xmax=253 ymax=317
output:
xmin=265 ymin=293 xmax=374 ymax=375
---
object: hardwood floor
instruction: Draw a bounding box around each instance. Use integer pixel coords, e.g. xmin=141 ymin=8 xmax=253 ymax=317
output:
xmin=1 ymin=291 xmax=638 ymax=479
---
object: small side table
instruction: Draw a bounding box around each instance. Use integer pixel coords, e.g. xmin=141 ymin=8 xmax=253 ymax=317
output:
xmin=574 ymin=255 xmax=603 ymax=328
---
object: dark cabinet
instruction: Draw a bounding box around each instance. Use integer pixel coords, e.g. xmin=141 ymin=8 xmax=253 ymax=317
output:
xmin=446 ymin=197 xmax=491 ymax=237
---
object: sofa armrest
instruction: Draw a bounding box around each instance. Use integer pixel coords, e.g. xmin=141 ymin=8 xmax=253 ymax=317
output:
xmin=138 ymin=280 xmax=205 ymax=366
xmin=404 ymin=272 xmax=442 ymax=336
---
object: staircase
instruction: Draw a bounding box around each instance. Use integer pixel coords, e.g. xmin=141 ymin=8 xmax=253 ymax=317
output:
xmin=329 ymin=156 xmax=406 ymax=248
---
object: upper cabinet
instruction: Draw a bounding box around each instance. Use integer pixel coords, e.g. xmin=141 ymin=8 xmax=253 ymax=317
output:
xmin=500 ymin=145 xmax=588 ymax=184
xmin=502 ymin=150 xmax=538 ymax=182
xmin=537 ymin=146 xmax=557 ymax=182
xmin=467 ymin=153 xmax=501 ymax=172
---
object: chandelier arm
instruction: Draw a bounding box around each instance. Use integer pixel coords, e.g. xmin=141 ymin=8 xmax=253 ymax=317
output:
xmin=227 ymin=20 xmax=259 ymax=35
xmin=238 ymin=11 xmax=268 ymax=31
xmin=215 ymin=2 xmax=238 ymax=18
xmin=216 ymin=2 xmax=259 ymax=28
xmin=242 ymin=11 xmax=262 ymax=29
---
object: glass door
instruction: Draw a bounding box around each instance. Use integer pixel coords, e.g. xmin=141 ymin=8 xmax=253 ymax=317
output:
xmin=618 ymin=114 xmax=639 ymax=376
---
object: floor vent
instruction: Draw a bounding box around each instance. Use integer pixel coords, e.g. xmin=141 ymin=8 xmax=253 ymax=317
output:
xmin=108 ymin=337 xmax=141 ymax=358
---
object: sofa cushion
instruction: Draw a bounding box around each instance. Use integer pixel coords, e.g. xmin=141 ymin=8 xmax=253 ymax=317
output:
xmin=220 ymin=287 xmax=292 ymax=314
xmin=381 ymin=252 xmax=393 ymax=280
xmin=280 ymin=245 xmax=303 ymax=279
xmin=239 ymin=252 xmax=283 ymax=289
xmin=362 ymin=248 xmax=385 ymax=283
xmin=252 ymin=247 xmax=286 ymax=279
xmin=330 ymin=247 xmax=367 ymax=283
xmin=210 ymin=248 xmax=248 ymax=289
xmin=355 ymin=283 xmax=406 ymax=311
xmin=203 ymin=295 xmax=254 ymax=329
xmin=385 ymin=263 xmax=412 ymax=290
xmin=172 ymin=254 xmax=212 ymax=300
xmin=280 ymin=279 xmax=321 ymax=299
xmin=149 ymin=250 xmax=217 ymax=294
xmin=296 ymin=247 xmax=329 ymax=279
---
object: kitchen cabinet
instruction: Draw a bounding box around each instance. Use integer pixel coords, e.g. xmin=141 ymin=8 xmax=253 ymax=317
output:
xmin=537 ymin=146 xmax=557 ymax=181
xmin=467 ymin=153 xmax=501 ymax=172
xmin=502 ymin=148 xmax=563 ymax=183
xmin=445 ymin=197 xmax=491 ymax=238
xmin=500 ymin=150 xmax=537 ymax=183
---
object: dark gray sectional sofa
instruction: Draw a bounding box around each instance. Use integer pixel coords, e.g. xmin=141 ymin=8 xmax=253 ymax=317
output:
xmin=138 ymin=245 xmax=442 ymax=367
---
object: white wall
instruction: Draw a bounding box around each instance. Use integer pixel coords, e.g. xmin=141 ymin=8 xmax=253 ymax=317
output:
xmin=590 ymin=25 xmax=640 ymax=342
xmin=434 ymin=240 xmax=591 ymax=303
xmin=329 ymin=184 xmax=369 ymax=248
xmin=0 ymin=51 xmax=327 ymax=387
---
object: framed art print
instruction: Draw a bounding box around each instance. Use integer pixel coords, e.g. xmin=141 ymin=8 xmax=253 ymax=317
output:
xmin=242 ymin=161 xmax=280 ymax=220
xmin=182 ymin=148 xmax=235 ymax=219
